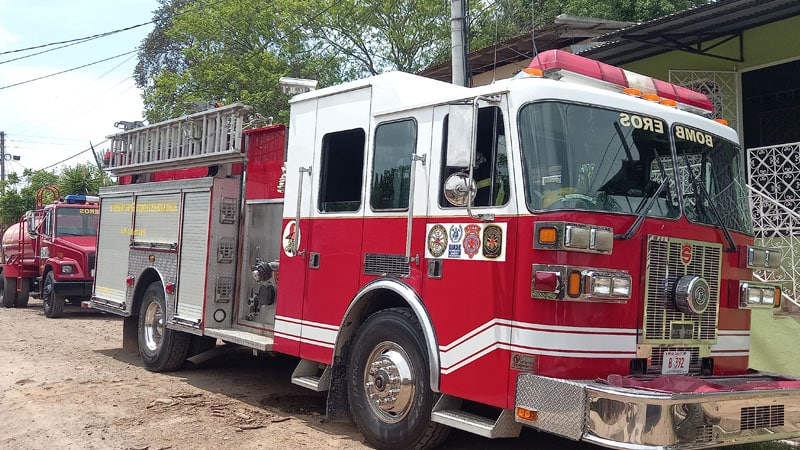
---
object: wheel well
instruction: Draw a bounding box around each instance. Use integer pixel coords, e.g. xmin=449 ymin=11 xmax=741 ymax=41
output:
xmin=131 ymin=269 xmax=162 ymax=318
xmin=325 ymin=280 xmax=440 ymax=422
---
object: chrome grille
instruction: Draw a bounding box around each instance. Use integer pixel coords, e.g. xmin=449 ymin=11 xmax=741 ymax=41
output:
xmin=643 ymin=236 xmax=721 ymax=343
xmin=741 ymin=405 xmax=784 ymax=430
xmin=363 ymin=254 xmax=410 ymax=277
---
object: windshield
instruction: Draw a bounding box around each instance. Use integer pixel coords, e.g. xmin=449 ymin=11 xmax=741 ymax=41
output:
xmin=673 ymin=124 xmax=752 ymax=234
xmin=519 ymin=101 xmax=678 ymax=218
xmin=56 ymin=207 xmax=99 ymax=237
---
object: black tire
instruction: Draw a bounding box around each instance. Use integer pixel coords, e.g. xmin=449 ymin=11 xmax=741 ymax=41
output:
xmin=137 ymin=281 xmax=190 ymax=372
xmin=15 ymin=278 xmax=30 ymax=308
xmin=347 ymin=308 xmax=449 ymax=450
xmin=43 ymin=271 xmax=65 ymax=318
xmin=0 ymin=276 xmax=15 ymax=308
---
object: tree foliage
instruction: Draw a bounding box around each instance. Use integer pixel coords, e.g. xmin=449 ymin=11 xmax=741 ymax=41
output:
xmin=469 ymin=0 xmax=708 ymax=50
xmin=0 ymin=164 xmax=108 ymax=230
xmin=134 ymin=0 xmax=710 ymax=122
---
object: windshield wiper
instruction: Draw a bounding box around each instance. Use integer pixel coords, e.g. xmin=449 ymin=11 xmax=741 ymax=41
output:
xmin=616 ymin=177 xmax=670 ymax=240
xmin=681 ymin=152 xmax=737 ymax=252
xmin=617 ymin=149 xmax=670 ymax=240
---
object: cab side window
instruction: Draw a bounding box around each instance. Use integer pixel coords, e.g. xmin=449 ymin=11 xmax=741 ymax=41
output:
xmin=440 ymin=106 xmax=509 ymax=207
xmin=370 ymin=119 xmax=417 ymax=210
xmin=318 ymin=128 xmax=366 ymax=212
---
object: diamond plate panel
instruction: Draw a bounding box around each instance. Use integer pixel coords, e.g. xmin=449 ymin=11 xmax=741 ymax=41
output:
xmin=515 ymin=374 xmax=587 ymax=440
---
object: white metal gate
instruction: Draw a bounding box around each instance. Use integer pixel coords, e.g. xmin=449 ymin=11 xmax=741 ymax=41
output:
xmin=747 ymin=142 xmax=800 ymax=306
xmin=669 ymin=70 xmax=738 ymax=129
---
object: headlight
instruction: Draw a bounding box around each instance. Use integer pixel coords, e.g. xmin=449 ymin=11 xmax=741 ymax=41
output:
xmin=739 ymin=282 xmax=781 ymax=308
xmin=585 ymin=271 xmax=632 ymax=299
xmin=745 ymin=246 xmax=782 ymax=269
xmin=61 ymin=264 xmax=74 ymax=274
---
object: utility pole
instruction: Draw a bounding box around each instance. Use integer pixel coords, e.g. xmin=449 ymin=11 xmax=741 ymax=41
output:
xmin=451 ymin=0 xmax=468 ymax=87
xmin=1 ymin=131 xmax=5 ymax=189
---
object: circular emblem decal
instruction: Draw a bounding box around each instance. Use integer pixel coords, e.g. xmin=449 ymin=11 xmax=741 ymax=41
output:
xmin=427 ymin=224 xmax=448 ymax=258
xmin=282 ymin=220 xmax=300 ymax=257
xmin=681 ymin=244 xmax=692 ymax=265
xmin=463 ymin=224 xmax=481 ymax=259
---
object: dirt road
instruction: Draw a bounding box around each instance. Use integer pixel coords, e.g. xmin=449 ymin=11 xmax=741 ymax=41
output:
xmin=0 ymin=299 xmax=596 ymax=450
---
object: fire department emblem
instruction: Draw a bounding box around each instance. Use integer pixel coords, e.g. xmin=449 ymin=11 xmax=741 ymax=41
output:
xmin=463 ymin=224 xmax=481 ymax=258
xmin=482 ymin=225 xmax=502 ymax=259
xmin=427 ymin=224 xmax=448 ymax=258
xmin=282 ymin=220 xmax=300 ymax=257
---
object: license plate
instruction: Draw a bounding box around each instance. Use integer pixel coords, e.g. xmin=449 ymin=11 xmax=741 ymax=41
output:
xmin=662 ymin=350 xmax=690 ymax=375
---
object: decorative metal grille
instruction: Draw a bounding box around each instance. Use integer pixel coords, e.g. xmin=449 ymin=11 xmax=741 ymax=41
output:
xmin=669 ymin=70 xmax=738 ymax=130
xmin=643 ymin=236 xmax=721 ymax=345
xmin=747 ymin=142 xmax=800 ymax=304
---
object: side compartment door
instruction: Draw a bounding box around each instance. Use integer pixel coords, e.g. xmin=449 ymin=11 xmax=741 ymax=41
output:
xmin=94 ymin=192 xmax=134 ymax=312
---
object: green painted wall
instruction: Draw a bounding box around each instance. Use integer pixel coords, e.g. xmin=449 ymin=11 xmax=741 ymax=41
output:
xmin=622 ymin=15 xmax=800 ymax=79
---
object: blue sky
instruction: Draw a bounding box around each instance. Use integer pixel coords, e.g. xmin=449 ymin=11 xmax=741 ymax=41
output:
xmin=0 ymin=0 xmax=159 ymax=175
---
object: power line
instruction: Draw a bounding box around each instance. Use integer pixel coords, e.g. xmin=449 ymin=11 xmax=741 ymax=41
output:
xmin=0 ymin=50 xmax=138 ymax=90
xmin=40 ymin=139 xmax=109 ymax=171
xmin=0 ymin=21 xmax=153 ymax=56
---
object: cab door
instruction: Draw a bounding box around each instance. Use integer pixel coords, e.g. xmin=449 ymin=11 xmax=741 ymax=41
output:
xmin=422 ymin=100 xmax=519 ymax=408
xmin=295 ymin=87 xmax=372 ymax=363
xmin=360 ymin=109 xmax=432 ymax=292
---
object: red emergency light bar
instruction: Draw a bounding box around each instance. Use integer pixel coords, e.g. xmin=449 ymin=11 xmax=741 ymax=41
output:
xmin=527 ymin=50 xmax=714 ymax=114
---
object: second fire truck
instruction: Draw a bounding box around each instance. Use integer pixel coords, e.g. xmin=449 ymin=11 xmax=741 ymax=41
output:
xmin=90 ymin=50 xmax=800 ymax=449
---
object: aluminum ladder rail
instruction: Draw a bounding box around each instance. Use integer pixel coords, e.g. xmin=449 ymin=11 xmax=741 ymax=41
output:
xmin=105 ymin=103 xmax=254 ymax=176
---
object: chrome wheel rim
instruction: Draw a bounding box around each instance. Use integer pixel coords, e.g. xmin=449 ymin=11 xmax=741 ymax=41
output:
xmin=362 ymin=341 xmax=415 ymax=424
xmin=143 ymin=300 xmax=164 ymax=353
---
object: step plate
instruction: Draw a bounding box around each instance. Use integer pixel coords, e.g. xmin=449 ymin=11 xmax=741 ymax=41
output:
xmin=203 ymin=328 xmax=274 ymax=351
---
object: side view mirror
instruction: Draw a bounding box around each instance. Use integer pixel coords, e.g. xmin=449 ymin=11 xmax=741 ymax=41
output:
xmin=443 ymin=172 xmax=476 ymax=207
xmin=25 ymin=211 xmax=38 ymax=238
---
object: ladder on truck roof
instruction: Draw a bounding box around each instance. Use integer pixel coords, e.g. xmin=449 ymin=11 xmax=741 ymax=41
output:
xmin=104 ymin=103 xmax=253 ymax=176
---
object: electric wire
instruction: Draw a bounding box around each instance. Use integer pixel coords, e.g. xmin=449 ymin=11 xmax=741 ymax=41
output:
xmin=0 ymin=50 xmax=138 ymax=90
xmin=0 ymin=22 xmax=152 ymax=56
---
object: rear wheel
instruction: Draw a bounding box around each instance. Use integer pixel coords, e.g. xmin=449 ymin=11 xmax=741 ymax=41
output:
xmin=43 ymin=271 xmax=65 ymax=318
xmin=0 ymin=276 xmax=15 ymax=308
xmin=138 ymin=281 xmax=190 ymax=372
xmin=347 ymin=308 xmax=449 ymax=450
xmin=15 ymin=278 xmax=30 ymax=308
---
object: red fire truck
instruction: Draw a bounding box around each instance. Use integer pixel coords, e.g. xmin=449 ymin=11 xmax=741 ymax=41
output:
xmin=1 ymin=186 xmax=99 ymax=318
xmin=90 ymin=50 xmax=798 ymax=449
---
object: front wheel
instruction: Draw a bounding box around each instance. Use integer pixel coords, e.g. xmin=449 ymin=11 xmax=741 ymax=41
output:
xmin=43 ymin=272 xmax=65 ymax=318
xmin=1 ymin=276 xmax=15 ymax=308
xmin=347 ymin=308 xmax=449 ymax=450
xmin=137 ymin=281 xmax=190 ymax=372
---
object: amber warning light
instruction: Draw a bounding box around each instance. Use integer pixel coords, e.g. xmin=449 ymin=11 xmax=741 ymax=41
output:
xmin=527 ymin=50 xmax=714 ymax=115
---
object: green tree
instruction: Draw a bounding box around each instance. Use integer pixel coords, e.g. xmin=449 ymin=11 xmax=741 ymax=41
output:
xmin=58 ymin=163 xmax=111 ymax=196
xmin=135 ymin=0 xmax=346 ymax=123
xmin=134 ymin=0 xmax=710 ymax=120
xmin=0 ymin=169 xmax=59 ymax=229
xmin=469 ymin=0 xmax=709 ymax=50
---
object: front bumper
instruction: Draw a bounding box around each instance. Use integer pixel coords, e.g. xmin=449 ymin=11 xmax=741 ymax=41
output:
xmin=53 ymin=280 xmax=93 ymax=297
xmin=516 ymin=373 xmax=800 ymax=449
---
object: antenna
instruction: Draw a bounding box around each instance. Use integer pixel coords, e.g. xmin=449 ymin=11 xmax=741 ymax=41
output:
xmin=491 ymin=4 xmax=499 ymax=83
xmin=531 ymin=0 xmax=543 ymax=69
